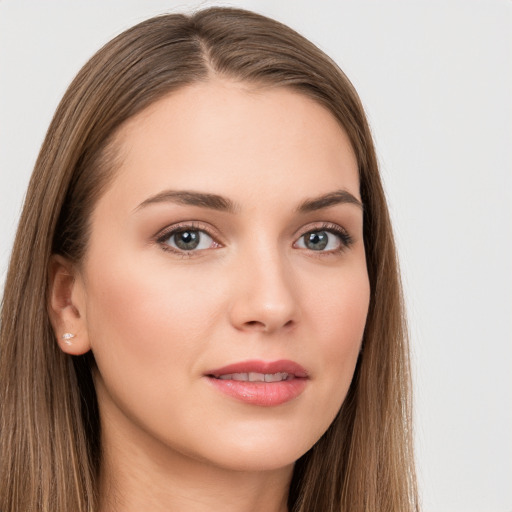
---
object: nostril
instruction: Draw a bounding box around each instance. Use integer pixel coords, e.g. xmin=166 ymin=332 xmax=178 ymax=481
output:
xmin=242 ymin=319 xmax=295 ymax=332
xmin=245 ymin=320 xmax=265 ymax=329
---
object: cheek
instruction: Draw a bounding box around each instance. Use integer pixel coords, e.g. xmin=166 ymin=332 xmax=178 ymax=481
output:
xmin=330 ymin=271 xmax=368 ymax=364
xmin=83 ymin=255 xmax=223 ymax=384
xmin=305 ymin=255 xmax=369 ymax=348
xmin=301 ymin=261 xmax=369 ymax=423
xmin=322 ymin=271 xmax=369 ymax=355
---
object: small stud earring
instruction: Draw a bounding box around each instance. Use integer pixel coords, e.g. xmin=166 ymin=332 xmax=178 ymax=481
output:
xmin=62 ymin=333 xmax=76 ymax=346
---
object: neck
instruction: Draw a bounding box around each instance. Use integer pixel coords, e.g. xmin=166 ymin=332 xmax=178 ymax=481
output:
xmin=97 ymin=408 xmax=292 ymax=512
xmin=98 ymin=448 xmax=291 ymax=512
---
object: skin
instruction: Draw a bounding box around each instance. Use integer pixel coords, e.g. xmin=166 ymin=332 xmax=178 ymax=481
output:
xmin=50 ymin=80 xmax=370 ymax=512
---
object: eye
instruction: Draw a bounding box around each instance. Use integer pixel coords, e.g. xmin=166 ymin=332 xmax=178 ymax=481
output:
xmin=158 ymin=226 xmax=219 ymax=253
xmin=295 ymin=225 xmax=353 ymax=252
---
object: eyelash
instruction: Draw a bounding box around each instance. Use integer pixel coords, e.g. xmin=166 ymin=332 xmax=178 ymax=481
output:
xmin=155 ymin=221 xmax=354 ymax=256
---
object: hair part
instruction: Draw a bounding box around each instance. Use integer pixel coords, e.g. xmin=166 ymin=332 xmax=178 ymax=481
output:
xmin=0 ymin=7 xmax=418 ymax=512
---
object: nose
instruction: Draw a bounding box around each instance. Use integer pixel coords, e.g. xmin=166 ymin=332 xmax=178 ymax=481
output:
xmin=228 ymin=248 xmax=300 ymax=334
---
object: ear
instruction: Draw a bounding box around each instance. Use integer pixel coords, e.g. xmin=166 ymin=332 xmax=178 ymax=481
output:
xmin=48 ymin=255 xmax=91 ymax=355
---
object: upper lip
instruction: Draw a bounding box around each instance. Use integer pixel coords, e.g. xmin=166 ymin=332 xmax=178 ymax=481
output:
xmin=206 ymin=359 xmax=309 ymax=378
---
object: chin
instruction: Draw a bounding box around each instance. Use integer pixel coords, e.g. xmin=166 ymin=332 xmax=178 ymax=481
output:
xmin=182 ymin=423 xmax=322 ymax=473
xmin=199 ymin=445 xmax=305 ymax=473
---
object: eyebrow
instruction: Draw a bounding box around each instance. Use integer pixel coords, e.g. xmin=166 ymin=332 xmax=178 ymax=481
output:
xmin=135 ymin=190 xmax=237 ymax=213
xmin=296 ymin=190 xmax=363 ymax=212
xmin=134 ymin=188 xmax=362 ymax=214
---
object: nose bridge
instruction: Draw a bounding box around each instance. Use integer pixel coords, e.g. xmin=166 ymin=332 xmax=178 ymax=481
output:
xmin=229 ymin=236 xmax=299 ymax=333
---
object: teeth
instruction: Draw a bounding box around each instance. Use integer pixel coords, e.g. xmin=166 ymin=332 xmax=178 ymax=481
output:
xmin=217 ymin=372 xmax=290 ymax=382
xmin=265 ymin=372 xmax=289 ymax=382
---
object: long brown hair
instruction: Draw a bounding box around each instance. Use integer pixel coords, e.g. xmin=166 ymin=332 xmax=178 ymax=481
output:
xmin=0 ymin=7 xmax=418 ymax=512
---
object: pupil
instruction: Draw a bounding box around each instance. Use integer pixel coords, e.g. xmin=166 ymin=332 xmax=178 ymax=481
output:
xmin=306 ymin=231 xmax=328 ymax=250
xmin=175 ymin=230 xmax=200 ymax=250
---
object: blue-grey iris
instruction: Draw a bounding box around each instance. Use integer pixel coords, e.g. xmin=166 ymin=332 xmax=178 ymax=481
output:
xmin=174 ymin=230 xmax=200 ymax=250
xmin=305 ymin=231 xmax=328 ymax=250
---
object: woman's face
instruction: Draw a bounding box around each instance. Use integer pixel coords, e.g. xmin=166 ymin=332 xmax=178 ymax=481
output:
xmin=72 ymin=80 xmax=369 ymax=472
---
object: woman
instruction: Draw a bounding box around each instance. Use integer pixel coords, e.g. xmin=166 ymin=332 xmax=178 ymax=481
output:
xmin=0 ymin=7 xmax=418 ymax=512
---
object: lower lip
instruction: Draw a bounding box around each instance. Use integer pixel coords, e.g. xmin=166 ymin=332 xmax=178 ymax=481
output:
xmin=206 ymin=377 xmax=307 ymax=406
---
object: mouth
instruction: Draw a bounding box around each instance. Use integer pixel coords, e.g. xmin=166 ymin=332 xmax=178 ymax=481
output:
xmin=205 ymin=359 xmax=308 ymax=406
xmin=213 ymin=372 xmax=293 ymax=382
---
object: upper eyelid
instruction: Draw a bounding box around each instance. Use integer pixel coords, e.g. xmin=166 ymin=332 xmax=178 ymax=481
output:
xmin=155 ymin=221 xmax=219 ymax=241
xmin=293 ymin=221 xmax=350 ymax=238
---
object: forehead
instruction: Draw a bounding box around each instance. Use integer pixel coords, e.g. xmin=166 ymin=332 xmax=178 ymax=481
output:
xmin=100 ymin=79 xmax=360 ymax=211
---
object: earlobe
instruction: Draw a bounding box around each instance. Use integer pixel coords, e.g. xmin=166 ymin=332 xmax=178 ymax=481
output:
xmin=48 ymin=255 xmax=91 ymax=355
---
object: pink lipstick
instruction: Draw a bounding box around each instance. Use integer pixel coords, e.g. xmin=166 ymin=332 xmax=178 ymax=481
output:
xmin=205 ymin=359 xmax=308 ymax=406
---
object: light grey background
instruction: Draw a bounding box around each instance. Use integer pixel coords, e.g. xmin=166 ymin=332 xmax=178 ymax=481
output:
xmin=1 ymin=1 xmax=511 ymax=511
